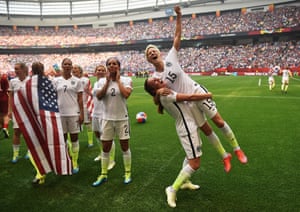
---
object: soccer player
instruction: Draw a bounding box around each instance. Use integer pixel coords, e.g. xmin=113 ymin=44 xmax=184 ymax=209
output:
xmin=145 ymin=77 xmax=214 ymax=208
xmin=92 ymin=57 xmax=132 ymax=186
xmin=91 ymin=65 xmax=115 ymax=170
xmin=72 ymin=65 xmax=94 ymax=147
xmin=8 ymin=63 xmax=30 ymax=163
xmin=0 ymin=72 xmax=10 ymax=139
xmin=52 ymin=58 xmax=84 ymax=174
xmin=145 ymin=5 xmax=247 ymax=169
xmin=268 ymin=68 xmax=275 ymax=91
xmin=280 ymin=66 xmax=292 ymax=94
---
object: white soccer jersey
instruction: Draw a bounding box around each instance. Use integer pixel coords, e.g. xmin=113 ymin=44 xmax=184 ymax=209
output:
xmin=9 ymin=76 xmax=30 ymax=93
xmin=155 ymin=46 xmax=217 ymax=119
xmin=98 ymin=76 xmax=132 ymax=121
xmin=80 ymin=76 xmax=90 ymax=106
xmin=281 ymin=69 xmax=290 ymax=83
xmin=282 ymin=69 xmax=290 ymax=78
xmin=52 ymin=76 xmax=83 ymax=116
xmin=160 ymin=91 xmax=198 ymax=136
xmin=160 ymin=47 xmax=200 ymax=94
xmin=92 ymin=80 xmax=104 ymax=118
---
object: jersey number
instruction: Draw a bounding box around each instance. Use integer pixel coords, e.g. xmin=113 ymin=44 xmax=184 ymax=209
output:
xmin=166 ymin=72 xmax=177 ymax=84
xmin=110 ymin=88 xmax=116 ymax=96
xmin=63 ymin=85 xmax=67 ymax=92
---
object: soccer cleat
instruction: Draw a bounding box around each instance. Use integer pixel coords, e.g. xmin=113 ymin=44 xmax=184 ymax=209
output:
xmin=2 ymin=128 xmax=9 ymax=138
xmin=124 ymin=172 xmax=132 ymax=184
xmin=11 ymin=156 xmax=19 ymax=164
xmin=165 ymin=186 xmax=177 ymax=208
xmin=92 ymin=175 xmax=107 ymax=187
xmin=223 ymin=153 xmax=232 ymax=173
xmin=72 ymin=167 xmax=80 ymax=174
xmin=32 ymin=175 xmax=46 ymax=185
xmin=180 ymin=181 xmax=200 ymax=190
xmin=235 ymin=149 xmax=248 ymax=164
xmin=108 ymin=161 xmax=116 ymax=170
xmin=94 ymin=155 xmax=101 ymax=162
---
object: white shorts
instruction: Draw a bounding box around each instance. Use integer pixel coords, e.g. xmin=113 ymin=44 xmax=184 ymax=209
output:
xmin=92 ymin=116 xmax=102 ymax=133
xmin=282 ymin=77 xmax=289 ymax=84
xmin=101 ymin=119 xmax=130 ymax=141
xmin=179 ymin=130 xmax=202 ymax=159
xmin=189 ymin=102 xmax=207 ymax=127
xmin=83 ymin=106 xmax=91 ymax=124
xmin=61 ymin=116 xmax=80 ymax=134
xmin=268 ymin=77 xmax=274 ymax=85
xmin=194 ymin=85 xmax=218 ymax=119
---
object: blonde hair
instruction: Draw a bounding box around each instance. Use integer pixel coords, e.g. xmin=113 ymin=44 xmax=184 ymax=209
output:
xmin=145 ymin=44 xmax=160 ymax=60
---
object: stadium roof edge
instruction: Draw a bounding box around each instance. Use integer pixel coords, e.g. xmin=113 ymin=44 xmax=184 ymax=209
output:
xmin=0 ymin=0 xmax=297 ymax=27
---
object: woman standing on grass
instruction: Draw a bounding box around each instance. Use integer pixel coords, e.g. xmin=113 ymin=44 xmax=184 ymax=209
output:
xmin=0 ymin=72 xmax=10 ymax=139
xmin=145 ymin=5 xmax=247 ymax=170
xmin=145 ymin=77 xmax=212 ymax=208
xmin=8 ymin=63 xmax=30 ymax=163
xmin=92 ymin=57 xmax=132 ymax=186
xmin=52 ymin=58 xmax=83 ymax=174
xmin=91 ymin=65 xmax=116 ymax=169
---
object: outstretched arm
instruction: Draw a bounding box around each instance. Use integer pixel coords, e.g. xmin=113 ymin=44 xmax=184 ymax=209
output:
xmin=176 ymin=92 xmax=212 ymax=102
xmin=173 ymin=5 xmax=182 ymax=51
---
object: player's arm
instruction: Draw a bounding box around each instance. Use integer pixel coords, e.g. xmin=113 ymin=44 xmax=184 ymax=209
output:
xmin=176 ymin=92 xmax=212 ymax=102
xmin=117 ymin=74 xmax=132 ymax=99
xmin=77 ymin=91 xmax=84 ymax=125
xmin=96 ymin=79 xmax=109 ymax=100
xmin=7 ymin=90 xmax=13 ymax=118
xmin=173 ymin=5 xmax=182 ymax=51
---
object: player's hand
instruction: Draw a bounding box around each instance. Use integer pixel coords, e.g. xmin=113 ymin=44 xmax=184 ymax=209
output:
xmin=174 ymin=5 xmax=181 ymax=15
xmin=157 ymin=88 xmax=172 ymax=96
xmin=207 ymin=92 xmax=212 ymax=98
xmin=78 ymin=114 xmax=84 ymax=125
xmin=7 ymin=111 xmax=12 ymax=119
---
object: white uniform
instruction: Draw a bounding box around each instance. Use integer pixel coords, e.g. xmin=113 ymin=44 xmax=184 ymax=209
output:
xmin=160 ymin=91 xmax=202 ymax=159
xmin=52 ymin=76 xmax=83 ymax=133
xmin=268 ymin=71 xmax=275 ymax=85
xmin=98 ymin=76 xmax=132 ymax=140
xmin=281 ymin=69 xmax=290 ymax=84
xmin=80 ymin=76 xmax=91 ymax=123
xmin=91 ymin=80 xmax=104 ymax=133
xmin=9 ymin=76 xmax=30 ymax=128
xmin=156 ymin=47 xmax=217 ymax=120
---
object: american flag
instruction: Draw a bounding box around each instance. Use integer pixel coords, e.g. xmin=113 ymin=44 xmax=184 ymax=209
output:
xmin=12 ymin=75 xmax=72 ymax=175
xmin=86 ymin=79 xmax=94 ymax=117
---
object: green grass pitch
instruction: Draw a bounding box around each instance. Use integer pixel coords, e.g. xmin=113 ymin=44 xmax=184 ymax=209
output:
xmin=0 ymin=75 xmax=299 ymax=211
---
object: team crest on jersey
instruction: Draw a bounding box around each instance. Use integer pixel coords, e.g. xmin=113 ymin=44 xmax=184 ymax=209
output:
xmin=71 ymin=80 xmax=76 ymax=85
xmin=166 ymin=62 xmax=172 ymax=67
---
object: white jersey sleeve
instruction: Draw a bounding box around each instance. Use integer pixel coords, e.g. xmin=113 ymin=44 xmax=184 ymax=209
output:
xmin=160 ymin=91 xmax=198 ymax=136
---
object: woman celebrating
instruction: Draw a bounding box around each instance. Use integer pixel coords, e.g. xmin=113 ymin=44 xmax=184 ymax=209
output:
xmin=52 ymin=58 xmax=83 ymax=174
xmin=92 ymin=57 xmax=132 ymax=186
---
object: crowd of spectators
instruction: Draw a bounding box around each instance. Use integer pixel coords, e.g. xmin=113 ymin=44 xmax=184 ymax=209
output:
xmin=0 ymin=5 xmax=299 ymax=47
xmin=1 ymin=40 xmax=298 ymax=74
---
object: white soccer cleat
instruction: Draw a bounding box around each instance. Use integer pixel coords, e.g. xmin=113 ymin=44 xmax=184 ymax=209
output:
xmin=165 ymin=186 xmax=177 ymax=208
xmin=94 ymin=155 xmax=101 ymax=162
xmin=180 ymin=181 xmax=200 ymax=190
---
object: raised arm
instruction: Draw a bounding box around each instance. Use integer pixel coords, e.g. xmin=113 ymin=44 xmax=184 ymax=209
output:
xmin=173 ymin=5 xmax=182 ymax=51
